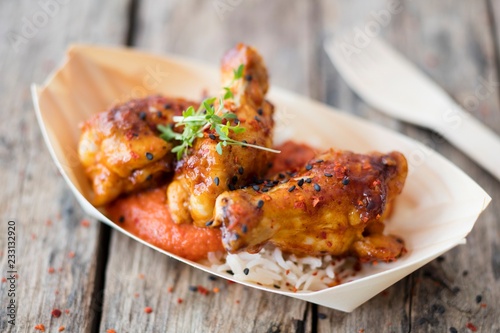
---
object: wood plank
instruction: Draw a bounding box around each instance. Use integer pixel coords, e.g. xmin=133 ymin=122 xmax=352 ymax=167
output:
xmin=99 ymin=0 xmax=315 ymax=331
xmin=0 ymin=0 xmax=131 ymax=331
xmin=318 ymin=0 xmax=500 ymax=332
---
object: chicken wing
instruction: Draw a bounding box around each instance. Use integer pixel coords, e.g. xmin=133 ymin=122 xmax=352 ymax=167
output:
xmin=213 ymin=149 xmax=408 ymax=261
xmin=78 ymin=95 xmax=196 ymax=206
xmin=167 ymin=44 xmax=275 ymax=227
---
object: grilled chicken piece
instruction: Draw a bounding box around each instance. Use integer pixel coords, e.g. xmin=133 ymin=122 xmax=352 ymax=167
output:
xmin=167 ymin=44 xmax=275 ymax=227
xmin=213 ymin=149 xmax=408 ymax=261
xmin=78 ymin=95 xmax=196 ymax=206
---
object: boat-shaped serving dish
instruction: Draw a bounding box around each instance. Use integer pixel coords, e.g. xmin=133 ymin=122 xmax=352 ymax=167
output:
xmin=32 ymin=45 xmax=491 ymax=312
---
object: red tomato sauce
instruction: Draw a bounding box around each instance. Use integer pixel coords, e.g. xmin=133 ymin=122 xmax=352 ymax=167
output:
xmin=106 ymin=140 xmax=316 ymax=261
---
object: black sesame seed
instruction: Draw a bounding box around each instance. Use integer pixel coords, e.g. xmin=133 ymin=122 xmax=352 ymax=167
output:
xmin=146 ymin=152 xmax=154 ymax=160
xmin=146 ymin=174 xmax=153 ymax=181
xmin=261 ymin=188 xmax=269 ymax=193
xmin=257 ymin=200 xmax=264 ymax=209
xmin=209 ymin=133 xmax=217 ymax=140
xmin=305 ymin=178 xmax=312 ymax=183
xmin=226 ymin=270 xmax=234 ymax=275
xmin=238 ymin=166 xmax=244 ymax=175
xmin=252 ymin=185 xmax=260 ymax=191
xmin=452 ymin=287 xmax=460 ymax=293
xmin=318 ymin=313 xmax=327 ymax=320
xmin=476 ymin=295 xmax=482 ymax=303
xmin=157 ymin=111 xmax=163 ymax=118
xmin=462 ymin=270 xmax=469 ymax=277
xmin=314 ymin=183 xmax=321 ymax=192
xmin=315 ymin=159 xmax=324 ymax=163
xmin=267 ymin=162 xmax=273 ymax=169
xmin=242 ymin=225 xmax=248 ymax=233
xmin=273 ymin=284 xmax=280 ymax=289
xmin=118 ymin=216 xmax=125 ymax=223
xmin=298 ymin=179 xmax=304 ymax=187
xmin=254 ymin=115 xmax=261 ymax=122
xmin=228 ymin=184 xmax=236 ymax=191
xmin=436 ymin=305 xmax=446 ymax=314
xmin=245 ymin=74 xmax=253 ymax=81
xmin=288 ymin=185 xmax=296 ymax=192
xmin=164 ymin=103 xmax=172 ymax=109
xmin=256 ymin=179 xmax=264 ymax=185
xmin=278 ymin=173 xmax=285 ymax=179
xmin=189 ymin=286 xmax=198 ymax=292
xmin=305 ymin=164 xmax=313 ymax=171
xmin=324 ymin=173 xmax=333 ymax=177
xmin=231 ymin=175 xmax=238 ymax=184
xmin=139 ymin=111 xmax=147 ymax=120
xmin=214 ymin=176 xmax=220 ymax=186
xmin=243 ymin=268 xmax=249 ymax=275
xmin=342 ymin=177 xmax=350 ymax=185
xmin=208 ymin=275 xmax=217 ymax=281
xmin=257 ymin=108 xmax=263 ymax=115
xmin=205 ymin=220 xmax=214 ymax=227
xmin=437 ymin=256 xmax=445 ymax=263
xmin=449 ymin=328 xmax=458 ymax=333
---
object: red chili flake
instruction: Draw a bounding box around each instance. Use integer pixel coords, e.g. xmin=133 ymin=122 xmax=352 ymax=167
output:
xmin=480 ymin=303 xmax=487 ymax=308
xmin=51 ymin=308 xmax=62 ymax=318
xmin=144 ymin=306 xmax=153 ymax=314
xmin=167 ymin=286 xmax=174 ymax=293
xmin=372 ymin=261 xmax=379 ymax=266
xmin=31 ymin=234 xmax=37 ymax=240
xmin=106 ymin=330 xmax=116 ymax=333
xmin=326 ymin=241 xmax=332 ymax=247
xmin=213 ymin=287 xmax=220 ymax=293
xmin=320 ymin=232 xmax=326 ymax=239
xmin=177 ymin=298 xmax=183 ymax=304
xmin=138 ymin=273 xmax=145 ymax=279
xmin=46 ymin=219 xmax=52 ymax=226
xmin=381 ymin=290 xmax=389 ymax=297
xmin=312 ymin=271 xmax=318 ymax=276
xmin=134 ymin=293 xmax=139 ymax=298
xmin=293 ymin=201 xmax=306 ymax=210
xmin=235 ymin=300 xmax=240 ymax=304
xmin=227 ymin=280 xmax=235 ymax=285
xmin=197 ymin=286 xmax=209 ymax=295
xmin=48 ymin=267 xmax=55 ymax=274
xmin=58 ymin=326 xmax=65 ymax=332
xmin=466 ymin=322 xmax=477 ymax=332
xmin=34 ymin=324 xmax=46 ymax=331
xmin=68 ymin=251 xmax=75 ymax=258
xmin=358 ymin=329 xmax=365 ymax=333
xmin=130 ymin=151 xmax=139 ymax=159
xmin=80 ymin=219 xmax=90 ymax=227
xmin=285 ymin=270 xmax=290 ymax=275
xmin=64 ymin=309 xmax=70 ymax=314
xmin=1 ymin=277 xmax=6 ymax=283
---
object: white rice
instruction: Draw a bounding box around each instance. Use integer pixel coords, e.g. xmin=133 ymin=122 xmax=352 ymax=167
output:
xmin=207 ymin=246 xmax=360 ymax=292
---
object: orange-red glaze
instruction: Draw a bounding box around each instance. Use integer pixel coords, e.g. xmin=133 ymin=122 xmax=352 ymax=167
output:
xmin=106 ymin=186 xmax=224 ymax=261
xmin=106 ymin=140 xmax=315 ymax=261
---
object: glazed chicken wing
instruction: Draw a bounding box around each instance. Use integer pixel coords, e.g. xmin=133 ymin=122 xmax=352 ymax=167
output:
xmin=79 ymin=95 xmax=196 ymax=206
xmin=167 ymin=44 xmax=275 ymax=227
xmin=213 ymin=149 xmax=408 ymax=262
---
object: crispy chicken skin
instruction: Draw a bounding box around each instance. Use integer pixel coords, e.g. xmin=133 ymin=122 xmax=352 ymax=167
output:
xmin=213 ymin=149 xmax=408 ymax=262
xmin=78 ymin=95 xmax=196 ymax=206
xmin=167 ymin=44 xmax=275 ymax=227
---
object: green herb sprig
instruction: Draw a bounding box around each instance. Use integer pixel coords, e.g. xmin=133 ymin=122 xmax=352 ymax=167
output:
xmin=158 ymin=64 xmax=280 ymax=160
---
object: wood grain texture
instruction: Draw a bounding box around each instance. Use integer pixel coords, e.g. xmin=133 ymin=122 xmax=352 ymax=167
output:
xmin=0 ymin=0 xmax=130 ymax=331
xmin=98 ymin=1 xmax=316 ymax=332
xmin=318 ymin=0 xmax=500 ymax=332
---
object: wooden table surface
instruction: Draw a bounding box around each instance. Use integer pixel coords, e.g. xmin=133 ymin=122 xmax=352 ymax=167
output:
xmin=1 ymin=1 xmax=499 ymax=332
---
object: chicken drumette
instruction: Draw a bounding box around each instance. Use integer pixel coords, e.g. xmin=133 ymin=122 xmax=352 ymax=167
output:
xmin=167 ymin=44 xmax=275 ymax=227
xmin=78 ymin=95 xmax=196 ymax=206
xmin=213 ymin=149 xmax=408 ymax=262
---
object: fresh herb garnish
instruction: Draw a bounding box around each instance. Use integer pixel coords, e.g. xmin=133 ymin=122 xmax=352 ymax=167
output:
xmin=158 ymin=64 xmax=280 ymax=159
